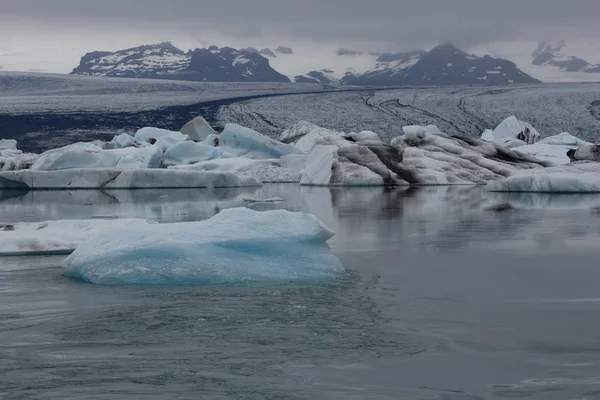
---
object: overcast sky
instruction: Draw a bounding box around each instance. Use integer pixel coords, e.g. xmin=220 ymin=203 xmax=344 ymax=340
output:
xmin=1 ymin=0 xmax=599 ymax=73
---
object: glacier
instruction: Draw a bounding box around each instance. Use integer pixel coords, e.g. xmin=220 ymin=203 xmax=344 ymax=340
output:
xmin=64 ymin=208 xmax=344 ymax=285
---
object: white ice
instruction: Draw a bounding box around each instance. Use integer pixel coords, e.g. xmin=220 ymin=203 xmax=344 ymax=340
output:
xmin=0 ymin=219 xmax=151 ymax=255
xmin=172 ymin=155 xmax=304 ymax=183
xmin=163 ymin=141 xmax=227 ymax=166
xmin=64 ymin=208 xmax=344 ymax=285
xmin=180 ymin=116 xmax=217 ymax=142
xmin=30 ymin=143 xmax=162 ymax=171
xmin=485 ymin=116 xmax=541 ymax=144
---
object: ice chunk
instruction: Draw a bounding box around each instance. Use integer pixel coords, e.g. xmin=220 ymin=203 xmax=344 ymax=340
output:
xmin=220 ymin=124 xmax=302 ymax=159
xmin=163 ymin=141 xmax=226 ymax=166
xmin=0 ymin=169 xmax=261 ymax=189
xmin=573 ymin=144 xmax=600 ymax=162
xmin=0 ymin=139 xmax=17 ymax=150
xmin=514 ymin=143 xmax=573 ymax=165
xmin=134 ymin=127 xmax=188 ymax=145
xmin=64 ymin=208 xmax=344 ymax=285
xmin=0 ymin=219 xmax=151 ymax=256
xmin=539 ymin=132 xmax=589 ymax=147
xmin=490 ymin=116 xmax=541 ymax=144
xmin=180 ymin=116 xmax=217 ymax=142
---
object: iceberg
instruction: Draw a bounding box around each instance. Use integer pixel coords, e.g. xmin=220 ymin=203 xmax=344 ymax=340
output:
xmin=0 ymin=219 xmax=150 ymax=256
xmin=0 ymin=140 xmax=38 ymax=171
xmin=180 ymin=116 xmax=217 ymax=142
xmin=0 ymin=169 xmax=261 ymax=189
xmin=64 ymin=208 xmax=344 ymax=285
xmin=487 ymin=116 xmax=541 ymax=144
xmin=572 ymin=144 xmax=600 ymax=162
xmin=220 ymin=123 xmax=302 ymax=159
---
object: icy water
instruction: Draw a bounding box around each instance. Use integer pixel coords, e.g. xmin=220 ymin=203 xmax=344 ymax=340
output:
xmin=3 ymin=185 xmax=600 ymax=399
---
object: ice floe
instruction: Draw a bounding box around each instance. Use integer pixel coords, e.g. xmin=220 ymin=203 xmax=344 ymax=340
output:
xmin=64 ymin=208 xmax=344 ymax=285
xmin=0 ymin=218 xmax=150 ymax=256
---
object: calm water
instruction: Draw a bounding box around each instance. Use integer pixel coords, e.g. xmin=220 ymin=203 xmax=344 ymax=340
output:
xmin=2 ymin=185 xmax=600 ymax=399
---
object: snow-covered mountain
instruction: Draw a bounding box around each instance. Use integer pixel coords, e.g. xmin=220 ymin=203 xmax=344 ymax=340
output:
xmin=470 ymin=39 xmax=600 ymax=83
xmin=71 ymin=42 xmax=290 ymax=83
xmin=342 ymin=44 xmax=539 ymax=85
xmin=532 ymin=40 xmax=600 ymax=73
xmin=71 ymin=42 xmax=539 ymax=86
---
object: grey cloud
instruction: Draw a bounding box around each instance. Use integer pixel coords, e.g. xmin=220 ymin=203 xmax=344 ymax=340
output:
xmin=2 ymin=0 xmax=600 ymax=49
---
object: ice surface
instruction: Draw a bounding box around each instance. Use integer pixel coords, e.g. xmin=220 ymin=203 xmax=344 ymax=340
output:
xmin=30 ymin=143 xmax=162 ymax=170
xmin=163 ymin=141 xmax=226 ymax=166
xmin=172 ymin=156 xmax=303 ymax=183
xmin=539 ymin=132 xmax=589 ymax=147
xmin=220 ymin=124 xmax=302 ymax=159
xmin=0 ymin=169 xmax=261 ymax=189
xmin=0 ymin=219 xmax=150 ymax=255
xmin=180 ymin=116 xmax=217 ymax=142
xmin=513 ymin=143 xmax=573 ymax=164
xmin=64 ymin=208 xmax=344 ymax=285
xmin=489 ymin=116 xmax=541 ymax=144
xmin=0 ymin=139 xmax=18 ymax=150
xmin=134 ymin=127 xmax=188 ymax=145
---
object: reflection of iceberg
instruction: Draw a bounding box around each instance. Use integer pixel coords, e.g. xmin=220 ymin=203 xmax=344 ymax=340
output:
xmin=0 ymin=187 xmax=266 ymax=223
xmin=64 ymin=208 xmax=344 ymax=285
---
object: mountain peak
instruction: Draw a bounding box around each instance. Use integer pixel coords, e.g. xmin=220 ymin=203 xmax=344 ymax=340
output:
xmin=71 ymin=43 xmax=290 ymax=83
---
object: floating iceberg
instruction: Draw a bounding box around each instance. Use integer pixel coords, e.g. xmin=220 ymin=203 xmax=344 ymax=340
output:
xmin=0 ymin=169 xmax=261 ymax=189
xmin=299 ymin=124 xmax=548 ymax=186
xmin=0 ymin=219 xmax=150 ymax=256
xmin=64 ymin=208 xmax=344 ymax=285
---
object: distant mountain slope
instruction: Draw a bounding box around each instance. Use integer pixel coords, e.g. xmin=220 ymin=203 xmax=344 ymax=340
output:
xmin=71 ymin=42 xmax=290 ymax=83
xmin=532 ymin=40 xmax=600 ymax=73
xmin=342 ymin=43 xmax=539 ymax=85
xmin=71 ymin=42 xmax=189 ymax=78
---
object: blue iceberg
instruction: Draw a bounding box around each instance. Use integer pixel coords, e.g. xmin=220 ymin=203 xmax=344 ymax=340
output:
xmin=64 ymin=208 xmax=343 ymax=285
